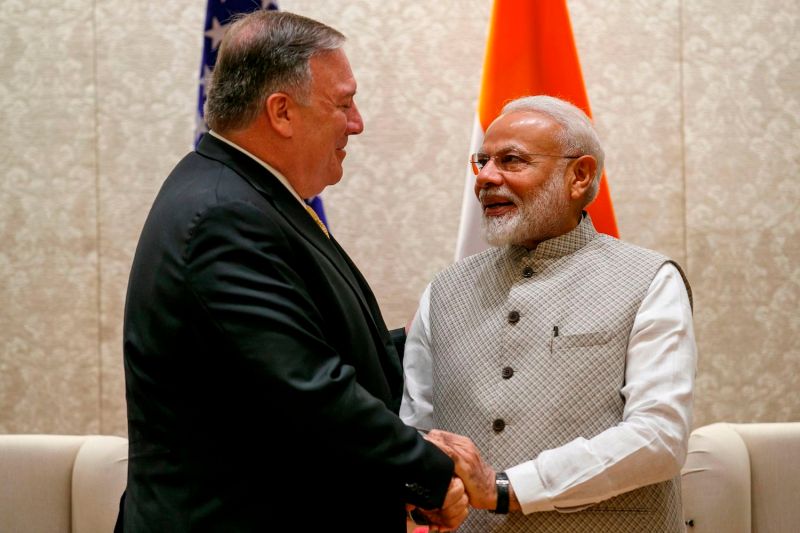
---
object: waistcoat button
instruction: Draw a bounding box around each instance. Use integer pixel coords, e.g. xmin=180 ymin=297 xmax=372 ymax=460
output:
xmin=492 ymin=419 xmax=506 ymax=433
xmin=508 ymin=311 xmax=520 ymax=324
xmin=501 ymin=366 xmax=514 ymax=379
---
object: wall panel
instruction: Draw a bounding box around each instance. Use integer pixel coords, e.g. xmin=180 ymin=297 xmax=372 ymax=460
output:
xmin=683 ymin=0 xmax=800 ymax=426
xmin=570 ymin=0 xmax=686 ymax=265
xmin=0 ymin=1 xmax=100 ymax=433
xmin=94 ymin=2 xmax=205 ymax=434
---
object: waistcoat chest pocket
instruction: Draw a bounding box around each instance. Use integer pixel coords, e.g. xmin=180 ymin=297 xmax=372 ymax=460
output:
xmin=551 ymin=330 xmax=613 ymax=350
xmin=546 ymin=330 xmax=624 ymax=405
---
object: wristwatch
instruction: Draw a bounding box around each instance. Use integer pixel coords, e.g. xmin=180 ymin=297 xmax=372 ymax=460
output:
xmin=493 ymin=471 xmax=510 ymax=514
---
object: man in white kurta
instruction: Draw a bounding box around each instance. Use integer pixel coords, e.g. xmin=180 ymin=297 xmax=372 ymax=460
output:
xmin=400 ymin=96 xmax=696 ymax=532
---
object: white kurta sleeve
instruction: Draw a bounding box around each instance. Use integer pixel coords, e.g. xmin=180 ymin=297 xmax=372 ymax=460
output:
xmin=400 ymin=283 xmax=435 ymax=431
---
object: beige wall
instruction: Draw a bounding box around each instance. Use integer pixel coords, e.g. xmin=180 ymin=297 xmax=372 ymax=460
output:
xmin=1 ymin=0 xmax=798 ymax=436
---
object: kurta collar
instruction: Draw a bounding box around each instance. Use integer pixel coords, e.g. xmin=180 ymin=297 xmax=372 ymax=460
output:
xmin=506 ymin=211 xmax=598 ymax=264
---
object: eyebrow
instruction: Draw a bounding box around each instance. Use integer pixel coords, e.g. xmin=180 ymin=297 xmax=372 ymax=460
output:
xmin=479 ymin=143 xmax=527 ymax=154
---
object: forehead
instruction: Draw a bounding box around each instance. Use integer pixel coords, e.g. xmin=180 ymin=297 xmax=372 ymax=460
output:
xmin=309 ymin=49 xmax=357 ymax=97
xmin=482 ymin=111 xmax=562 ymax=152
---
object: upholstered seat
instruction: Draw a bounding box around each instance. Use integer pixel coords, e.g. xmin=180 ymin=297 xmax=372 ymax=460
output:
xmin=0 ymin=434 xmax=127 ymax=533
xmin=681 ymin=422 xmax=800 ymax=533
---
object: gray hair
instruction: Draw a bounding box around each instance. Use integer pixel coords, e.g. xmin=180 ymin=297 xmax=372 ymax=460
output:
xmin=205 ymin=11 xmax=345 ymax=133
xmin=502 ymin=95 xmax=605 ymax=205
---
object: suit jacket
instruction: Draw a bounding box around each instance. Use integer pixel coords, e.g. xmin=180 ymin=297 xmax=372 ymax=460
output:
xmin=119 ymin=134 xmax=453 ymax=532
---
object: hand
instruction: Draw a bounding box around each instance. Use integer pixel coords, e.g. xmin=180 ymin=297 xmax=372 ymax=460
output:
xmin=425 ymin=430 xmax=497 ymax=510
xmin=412 ymin=476 xmax=468 ymax=531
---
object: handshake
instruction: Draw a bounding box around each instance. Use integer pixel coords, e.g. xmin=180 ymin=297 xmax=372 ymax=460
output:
xmin=408 ymin=429 xmax=519 ymax=531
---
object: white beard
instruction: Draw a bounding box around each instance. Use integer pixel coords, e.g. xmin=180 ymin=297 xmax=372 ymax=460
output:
xmin=480 ymin=170 xmax=570 ymax=247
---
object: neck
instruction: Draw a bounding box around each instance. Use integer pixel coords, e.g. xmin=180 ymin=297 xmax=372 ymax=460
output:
xmin=220 ymin=126 xmax=303 ymax=192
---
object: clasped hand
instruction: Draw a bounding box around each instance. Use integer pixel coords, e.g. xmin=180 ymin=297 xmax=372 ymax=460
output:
xmin=411 ymin=429 xmax=511 ymax=531
xmin=425 ymin=430 xmax=498 ymax=511
xmin=408 ymin=476 xmax=468 ymax=532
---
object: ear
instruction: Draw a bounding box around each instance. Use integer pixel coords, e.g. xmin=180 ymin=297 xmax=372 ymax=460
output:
xmin=265 ymin=93 xmax=294 ymax=138
xmin=568 ymin=155 xmax=597 ymax=201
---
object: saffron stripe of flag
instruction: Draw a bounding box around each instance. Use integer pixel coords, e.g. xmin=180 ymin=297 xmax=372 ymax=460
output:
xmin=195 ymin=0 xmax=329 ymax=228
xmin=455 ymin=0 xmax=618 ymax=260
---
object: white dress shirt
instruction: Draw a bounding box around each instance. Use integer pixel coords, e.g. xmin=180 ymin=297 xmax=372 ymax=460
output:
xmin=400 ymin=263 xmax=697 ymax=513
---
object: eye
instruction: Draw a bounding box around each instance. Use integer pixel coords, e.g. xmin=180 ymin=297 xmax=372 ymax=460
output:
xmin=499 ymin=153 xmax=525 ymax=165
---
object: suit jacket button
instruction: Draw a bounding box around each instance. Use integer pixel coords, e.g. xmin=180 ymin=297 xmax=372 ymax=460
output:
xmin=507 ymin=311 xmax=520 ymax=324
xmin=492 ymin=419 xmax=506 ymax=433
xmin=501 ymin=366 xmax=514 ymax=379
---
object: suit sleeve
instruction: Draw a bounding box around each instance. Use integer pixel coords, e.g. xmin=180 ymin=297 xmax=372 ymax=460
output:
xmin=183 ymin=200 xmax=453 ymax=508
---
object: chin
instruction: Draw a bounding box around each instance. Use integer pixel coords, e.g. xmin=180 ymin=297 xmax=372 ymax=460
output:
xmin=320 ymin=172 xmax=342 ymax=191
xmin=482 ymin=213 xmax=521 ymax=247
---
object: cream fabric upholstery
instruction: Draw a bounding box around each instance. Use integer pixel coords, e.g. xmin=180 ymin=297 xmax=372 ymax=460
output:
xmin=0 ymin=435 xmax=127 ymax=533
xmin=681 ymin=422 xmax=800 ymax=533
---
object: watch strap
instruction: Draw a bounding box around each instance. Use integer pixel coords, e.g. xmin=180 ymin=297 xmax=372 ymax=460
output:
xmin=493 ymin=471 xmax=510 ymax=514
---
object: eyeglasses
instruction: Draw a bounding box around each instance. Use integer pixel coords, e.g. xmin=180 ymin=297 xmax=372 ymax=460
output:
xmin=469 ymin=151 xmax=580 ymax=175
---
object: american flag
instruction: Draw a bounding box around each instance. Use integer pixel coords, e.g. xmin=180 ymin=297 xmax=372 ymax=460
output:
xmin=195 ymin=0 xmax=329 ymax=227
xmin=195 ymin=0 xmax=279 ymax=146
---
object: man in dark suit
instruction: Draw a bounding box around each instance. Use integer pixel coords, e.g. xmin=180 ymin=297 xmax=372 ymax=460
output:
xmin=118 ymin=10 xmax=466 ymax=532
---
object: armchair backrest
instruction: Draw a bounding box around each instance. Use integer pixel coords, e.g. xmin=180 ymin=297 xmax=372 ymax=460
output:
xmin=681 ymin=422 xmax=800 ymax=533
xmin=0 ymin=434 xmax=127 ymax=533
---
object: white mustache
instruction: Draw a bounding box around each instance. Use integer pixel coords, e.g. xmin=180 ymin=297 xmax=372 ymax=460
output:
xmin=478 ymin=185 xmax=522 ymax=206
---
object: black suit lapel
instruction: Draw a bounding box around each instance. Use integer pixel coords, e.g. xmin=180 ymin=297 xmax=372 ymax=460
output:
xmin=195 ymin=135 xmax=400 ymax=386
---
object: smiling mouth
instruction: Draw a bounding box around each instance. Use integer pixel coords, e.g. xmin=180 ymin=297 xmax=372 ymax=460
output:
xmin=483 ymin=199 xmax=514 ymax=209
xmin=482 ymin=199 xmax=517 ymax=217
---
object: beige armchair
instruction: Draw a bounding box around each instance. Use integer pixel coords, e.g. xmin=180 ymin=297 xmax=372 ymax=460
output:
xmin=681 ymin=422 xmax=800 ymax=533
xmin=0 ymin=434 xmax=127 ymax=533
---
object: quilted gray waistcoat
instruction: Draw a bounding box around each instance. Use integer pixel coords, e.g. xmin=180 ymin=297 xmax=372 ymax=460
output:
xmin=429 ymin=216 xmax=690 ymax=532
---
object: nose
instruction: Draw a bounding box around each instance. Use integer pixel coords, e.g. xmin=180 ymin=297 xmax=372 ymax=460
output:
xmin=473 ymin=160 xmax=503 ymax=196
xmin=347 ymin=102 xmax=364 ymax=135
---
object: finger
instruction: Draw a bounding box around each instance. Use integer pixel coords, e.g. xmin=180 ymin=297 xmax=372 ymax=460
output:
xmin=426 ymin=429 xmax=464 ymax=448
xmin=431 ymin=429 xmax=474 ymax=447
xmin=436 ymin=499 xmax=469 ymax=531
xmin=443 ymin=477 xmax=465 ymax=506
